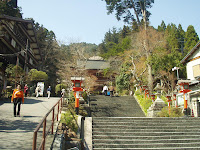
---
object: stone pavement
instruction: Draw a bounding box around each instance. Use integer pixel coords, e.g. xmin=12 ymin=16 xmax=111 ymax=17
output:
xmin=90 ymin=95 xmax=145 ymax=117
xmin=0 ymin=97 xmax=61 ymax=150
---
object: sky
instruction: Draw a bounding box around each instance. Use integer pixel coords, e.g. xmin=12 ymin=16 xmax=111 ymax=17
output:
xmin=18 ymin=0 xmax=200 ymax=45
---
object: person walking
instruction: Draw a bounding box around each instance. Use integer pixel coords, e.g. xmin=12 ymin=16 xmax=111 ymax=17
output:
xmin=35 ymin=86 xmax=40 ymax=98
xmin=102 ymin=84 xmax=108 ymax=96
xmin=24 ymin=84 xmax=28 ymax=97
xmin=47 ymin=86 xmax=51 ymax=99
xmin=11 ymin=84 xmax=24 ymax=117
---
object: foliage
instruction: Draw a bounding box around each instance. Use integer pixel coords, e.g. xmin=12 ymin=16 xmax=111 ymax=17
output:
xmin=158 ymin=106 xmax=184 ymax=117
xmin=28 ymin=69 xmax=48 ymax=81
xmin=184 ymin=25 xmax=199 ymax=54
xmin=134 ymin=90 xmax=152 ymax=115
xmin=5 ymin=64 xmax=25 ymax=85
xmin=82 ymin=91 xmax=88 ymax=103
xmin=0 ymin=1 xmax=22 ymax=17
xmin=116 ymin=63 xmax=132 ymax=92
xmin=103 ymin=0 xmax=154 ymax=23
xmin=55 ymin=84 xmax=67 ymax=95
xmin=61 ymin=110 xmax=78 ymax=133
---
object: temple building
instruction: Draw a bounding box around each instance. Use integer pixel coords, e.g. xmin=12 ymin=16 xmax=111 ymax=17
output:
xmin=0 ymin=15 xmax=42 ymax=92
xmin=77 ymin=56 xmax=111 ymax=92
xmin=180 ymin=41 xmax=200 ymax=117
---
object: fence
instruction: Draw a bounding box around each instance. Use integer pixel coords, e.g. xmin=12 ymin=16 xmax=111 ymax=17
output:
xmin=32 ymin=97 xmax=63 ymax=150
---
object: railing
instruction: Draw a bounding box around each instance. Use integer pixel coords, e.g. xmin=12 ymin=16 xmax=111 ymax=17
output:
xmin=32 ymin=98 xmax=63 ymax=150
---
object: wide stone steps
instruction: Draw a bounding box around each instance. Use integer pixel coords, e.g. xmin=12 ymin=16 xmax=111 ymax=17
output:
xmin=92 ymin=117 xmax=200 ymax=149
xmin=93 ymin=135 xmax=200 ymax=140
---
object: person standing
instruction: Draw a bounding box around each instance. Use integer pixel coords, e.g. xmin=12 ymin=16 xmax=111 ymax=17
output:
xmin=61 ymin=88 xmax=65 ymax=98
xmin=109 ymin=85 xmax=114 ymax=97
xmin=24 ymin=84 xmax=28 ymax=97
xmin=11 ymin=85 xmax=24 ymax=117
xmin=102 ymin=84 xmax=108 ymax=96
xmin=47 ymin=86 xmax=51 ymax=99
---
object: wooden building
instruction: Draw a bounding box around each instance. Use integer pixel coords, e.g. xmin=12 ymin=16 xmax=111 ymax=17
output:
xmin=180 ymin=41 xmax=200 ymax=117
xmin=0 ymin=15 xmax=42 ymax=92
xmin=77 ymin=56 xmax=110 ymax=92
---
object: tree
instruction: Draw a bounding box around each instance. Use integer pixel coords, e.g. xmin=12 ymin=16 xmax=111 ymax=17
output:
xmin=184 ymin=25 xmax=199 ymax=54
xmin=34 ymin=22 xmax=62 ymax=93
xmin=28 ymin=69 xmax=48 ymax=82
xmin=177 ymin=24 xmax=185 ymax=54
xmin=130 ymin=27 xmax=166 ymax=91
xmin=5 ymin=64 xmax=25 ymax=86
xmin=0 ymin=1 xmax=22 ymax=17
xmin=103 ymin=0 xmax=154 ymax=24
xmin=116 ymin=63 xmax=132 ymax=92
xmin=157 ymin=20 xmax=166 ymax=32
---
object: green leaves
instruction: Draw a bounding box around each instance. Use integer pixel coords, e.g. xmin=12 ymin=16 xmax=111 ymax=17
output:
xmin=28 ymin=69 xmax=48 ymax=81
xmin=103 ymin=0 xmax=154 ymax=23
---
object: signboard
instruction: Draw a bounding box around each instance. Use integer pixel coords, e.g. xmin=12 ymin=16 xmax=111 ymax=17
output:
xmin=37 ymin=82 xmax=44 ymax=96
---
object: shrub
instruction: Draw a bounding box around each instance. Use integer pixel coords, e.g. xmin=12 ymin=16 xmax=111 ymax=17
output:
xmin=61 ymin=111 xmax=78 ymax=133
xmin=135 ymin=90 xmax=153 ymax=115
xmin=159 ymin=106 xmax=184 ymax=117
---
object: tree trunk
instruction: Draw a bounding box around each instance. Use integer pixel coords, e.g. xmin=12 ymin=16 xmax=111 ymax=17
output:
xmin=147 ymin=62 xmax=153 ymax=93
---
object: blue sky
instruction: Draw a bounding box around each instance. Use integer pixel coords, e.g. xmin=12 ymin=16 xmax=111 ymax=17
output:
xmin=18 ymin=0 xmax=200 ymax=45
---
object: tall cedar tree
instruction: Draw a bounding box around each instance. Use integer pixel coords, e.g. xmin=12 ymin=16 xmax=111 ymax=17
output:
xmin=184 ymin=25 xmax=199 ymax=54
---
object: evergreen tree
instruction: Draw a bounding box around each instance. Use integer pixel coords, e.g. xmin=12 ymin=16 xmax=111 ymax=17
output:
xmin=177 ymin=24 xmax=185 ymax=54
xmin=157 ymin=20 xmax=166 ymax=32
xmin=184 ymin=25 xmax=199 ymax=54
xmin=0 ymin=1 xmax=22 ymax=17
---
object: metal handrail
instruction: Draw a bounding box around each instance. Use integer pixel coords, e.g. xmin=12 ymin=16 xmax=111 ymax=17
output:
xmin=32 ymin=97 xmax=63 ymax=150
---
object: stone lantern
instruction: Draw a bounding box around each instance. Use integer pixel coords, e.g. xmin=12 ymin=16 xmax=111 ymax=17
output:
xmin=147 ymin=83 xmax=166 ymax=117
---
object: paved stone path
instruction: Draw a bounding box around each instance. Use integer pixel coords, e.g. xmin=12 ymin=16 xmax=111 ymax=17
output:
xmin=0 ymin=97 xmax=60 ymax=150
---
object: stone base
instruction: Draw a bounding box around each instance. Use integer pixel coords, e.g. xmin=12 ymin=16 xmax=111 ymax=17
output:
xmin=147 ymin=97 xmax=166 ymax=117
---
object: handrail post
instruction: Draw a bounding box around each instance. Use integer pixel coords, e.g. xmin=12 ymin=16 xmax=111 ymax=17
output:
xmin=57 ymin=103 xmax=59 ymax=121
xmin=52 ymin=107 xmax=55 ymax=134
xmin=42 ymin=118 xmax=46 ymax=150
xmin=32 ymin=131 xmax=37 ymax=150
xmin=61 ymin=98 xmax=63 ymax=113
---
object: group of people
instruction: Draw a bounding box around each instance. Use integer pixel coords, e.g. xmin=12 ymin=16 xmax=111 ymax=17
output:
xmin=11 ymin=84 xmax=52 ymax=117
xmin=102 ymin=84 xmax=114 ymax=97
xmin=35 ymin=85 xmax=51 ymax=99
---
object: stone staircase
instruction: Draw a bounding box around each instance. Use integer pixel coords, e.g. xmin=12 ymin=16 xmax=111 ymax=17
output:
xmin=92 ymin=117 xmax=200 ymax=150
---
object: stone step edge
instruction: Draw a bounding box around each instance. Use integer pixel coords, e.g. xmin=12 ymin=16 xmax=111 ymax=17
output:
xmin=93 ymin=138 xmax=200 ymax=142
xmin=93 ymin=142 xmax=200 ymax=146
xmin=92 ymin=117 xmax=200 ymax=119
xmin=93 ymin=147 xmax=200 ymax=150
xmin=93 ymin=131 xmax=200 ymax=134
xmin=93 ymin=134 xmax=200 ymax=137
xmin=93 ymin=128 xmax=200 ymax=131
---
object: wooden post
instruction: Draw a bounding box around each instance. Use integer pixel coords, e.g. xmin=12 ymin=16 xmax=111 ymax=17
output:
xmin=42 ymin=118 xmax=46 ymax=150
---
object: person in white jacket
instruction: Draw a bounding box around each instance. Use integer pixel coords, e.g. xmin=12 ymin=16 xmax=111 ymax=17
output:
xmin=102 ymin=84 xmax=108 ymax=96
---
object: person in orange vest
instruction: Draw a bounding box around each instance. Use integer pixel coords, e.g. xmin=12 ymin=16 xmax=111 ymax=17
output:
xmin=11 ymin=84 xmax=24 ymax=117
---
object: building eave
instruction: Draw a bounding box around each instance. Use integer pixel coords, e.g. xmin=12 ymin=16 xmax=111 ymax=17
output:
xmin=180 ymin=41 xmax=200 ymax=64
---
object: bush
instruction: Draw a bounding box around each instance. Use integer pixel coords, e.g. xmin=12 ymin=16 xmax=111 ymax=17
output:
xmin=135 ymin=90 xmax=153 ymax=115
xmin=159 ymin=106 xmax=184 ymax=117
xmin=61 ymin=111 xmax=78 ymax=133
